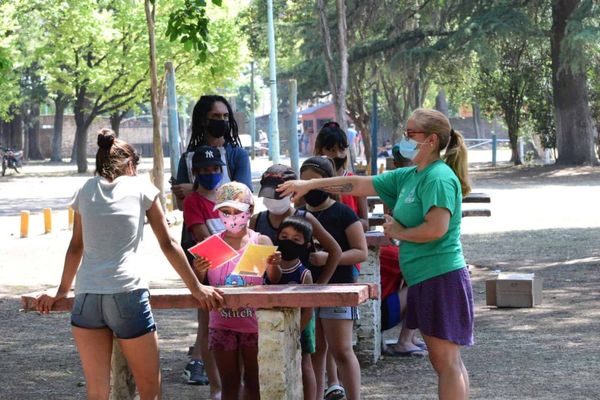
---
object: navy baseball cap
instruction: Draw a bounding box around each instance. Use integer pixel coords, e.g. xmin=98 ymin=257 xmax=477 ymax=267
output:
xmin=192 ymin=146 xmax=226 ymax=169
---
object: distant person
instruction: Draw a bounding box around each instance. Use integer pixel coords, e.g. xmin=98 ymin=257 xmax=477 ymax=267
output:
xmin=355 ymin=130 xmax=364 ymax=158
xmin=170 ymin=94 xmax=252 ymax=386
xmin=36 ymin=129 xmax=223 ymax=400
xmin=258 ymin=129 xmax=268 ymax=156
xmin=377 ymin=139 xmax=393 ymax=158
xmin=279 ymin=108 xmax=474 ymax=399
xmin=346 ymin=123 xmax=358 ymax=167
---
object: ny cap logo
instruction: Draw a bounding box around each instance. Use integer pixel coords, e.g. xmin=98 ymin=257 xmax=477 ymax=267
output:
xmin=205 ymin=150 xmax=214 ymax=158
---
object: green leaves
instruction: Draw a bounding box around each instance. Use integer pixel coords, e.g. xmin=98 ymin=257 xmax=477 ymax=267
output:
xmin=165 ymin=0 xmax=223 ymax=64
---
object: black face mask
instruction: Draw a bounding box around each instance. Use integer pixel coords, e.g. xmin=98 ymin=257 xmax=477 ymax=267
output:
xmin=333 ymin=156 xmax=347 ymax=170
xmin=276 ymin=239 xmax=308 ymax=261
xmin=206 ymin=119 xmax=230 ymax=138
xmin=304 ymin=189 xmax=329 ymax=207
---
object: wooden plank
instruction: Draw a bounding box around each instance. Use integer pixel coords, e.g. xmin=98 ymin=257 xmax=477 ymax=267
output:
xmin=21 ymin=283 xmax=379 ymax=313
xmin=462 ymin=209 xmax=491 ymax=217
xmin=462 ymin=192 xmax=491 ymax=203
xmin=367 ymin=192 xmax=491 ymax=208
xmin=368 ymin=208 xmax=491 ymax=226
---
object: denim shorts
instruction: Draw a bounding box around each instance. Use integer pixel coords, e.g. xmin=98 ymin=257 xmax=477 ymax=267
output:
xmin=316 ymin=306 xmax=359 ymax=320
xmin=70 ymin=289 xmax=156 ymax=339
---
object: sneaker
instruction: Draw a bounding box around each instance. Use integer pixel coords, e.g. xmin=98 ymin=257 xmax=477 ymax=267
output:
xmin=183 ymin=360 xmax=209 ymax=385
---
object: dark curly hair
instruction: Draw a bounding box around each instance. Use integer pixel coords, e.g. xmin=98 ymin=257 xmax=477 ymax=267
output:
xmin=188 ymin=95 xmax=241 ymax=151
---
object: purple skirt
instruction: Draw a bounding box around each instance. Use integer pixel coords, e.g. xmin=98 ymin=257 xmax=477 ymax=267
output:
xmin=405 ymin=267 xmax=474 ymax=346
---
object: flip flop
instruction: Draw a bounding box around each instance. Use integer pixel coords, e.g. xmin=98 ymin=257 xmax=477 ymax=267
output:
xmin=383 ymin=346 xmax=428 ymax=358
xmin=414 ymin=340 xmax=427 ymax=350
xmin=324 ymin=384 xmax=346 ymax=400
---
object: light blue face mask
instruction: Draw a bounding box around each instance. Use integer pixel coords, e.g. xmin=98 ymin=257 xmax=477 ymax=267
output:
xmin=398 ymin=137 xmax=425 ymax=160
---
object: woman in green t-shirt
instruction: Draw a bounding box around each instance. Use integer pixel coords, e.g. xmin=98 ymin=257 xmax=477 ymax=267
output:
xmin=278 ymin=108 xmax=474 ymax=399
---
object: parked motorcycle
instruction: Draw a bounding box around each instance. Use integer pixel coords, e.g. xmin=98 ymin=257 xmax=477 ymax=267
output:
xmin=1 ymin=147 xmax=24 ymax=176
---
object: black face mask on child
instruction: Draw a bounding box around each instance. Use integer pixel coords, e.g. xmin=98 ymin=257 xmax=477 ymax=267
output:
xmin=304 ymin=189 xmax=329 ymax=207
xmin=276 ymin=239 xmax=308 ymax=261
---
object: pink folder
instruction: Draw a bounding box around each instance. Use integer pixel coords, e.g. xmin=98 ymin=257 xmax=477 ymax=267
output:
xmin=187 ymin=234 xmax=239 ymax=269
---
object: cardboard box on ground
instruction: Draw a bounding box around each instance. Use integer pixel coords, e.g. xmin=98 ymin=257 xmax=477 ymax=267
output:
xmin=486 ymin=273 xmax=543 ymax=308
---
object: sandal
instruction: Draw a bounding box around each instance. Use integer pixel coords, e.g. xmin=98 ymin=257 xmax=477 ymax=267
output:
xmin=324 ymin=384 xmax=346 ymax=400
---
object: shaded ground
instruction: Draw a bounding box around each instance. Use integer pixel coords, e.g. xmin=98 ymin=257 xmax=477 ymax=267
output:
xmin=1 ymin=162 xmax=599 ymax=399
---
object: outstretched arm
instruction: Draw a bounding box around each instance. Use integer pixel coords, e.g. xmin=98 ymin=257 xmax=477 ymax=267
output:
xmin=277 ymin=175 xmax=377 ymax=203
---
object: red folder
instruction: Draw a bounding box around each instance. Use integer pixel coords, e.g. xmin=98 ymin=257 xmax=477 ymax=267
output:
xmin=187 ymin=234 xmax=239 ymax=269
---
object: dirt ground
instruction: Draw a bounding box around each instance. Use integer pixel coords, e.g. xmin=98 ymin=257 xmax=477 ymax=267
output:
xmin=1 ymin=161 xmax=600 ymax=399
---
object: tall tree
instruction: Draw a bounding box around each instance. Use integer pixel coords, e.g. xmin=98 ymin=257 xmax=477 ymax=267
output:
xmin=145 ymin=0 xmax=166 ymax=207
xmin=50 ymin=91 xmax=69 ymax=161
xmin=551 ymin=0 xmax=598 ymax=165
xmin=317 ymin=0 xmax=349 ymax=131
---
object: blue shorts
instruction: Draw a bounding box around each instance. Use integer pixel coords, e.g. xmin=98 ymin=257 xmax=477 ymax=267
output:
xmin=70 ymin=289 xmax=156 ymax=339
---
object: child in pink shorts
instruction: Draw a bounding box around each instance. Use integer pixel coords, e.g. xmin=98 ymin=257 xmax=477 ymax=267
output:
xmin=193 ymin=182 xmax=281 ymax=400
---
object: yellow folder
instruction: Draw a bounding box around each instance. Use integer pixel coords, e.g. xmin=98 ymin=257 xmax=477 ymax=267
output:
xmin=233 ymin=244 xmax=278 ymax=277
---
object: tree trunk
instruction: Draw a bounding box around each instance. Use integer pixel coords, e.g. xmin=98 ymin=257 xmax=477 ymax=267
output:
xmin=335 ymin=0 xmax=348 ymax=131
xmin=317 ymin=0 xmax=349 ymax=132
xmin=435 ymin=89 xmax=449 ymax=117
xmin=505 ymin=112 xmax=522 ymax=165
xmin=145 ymin=0 xmax=166 ymax=209
xmin=70 ymin=134 xmax=78 ymax=164
xmin=110 ymin=112 xmax=126 ymax=137
xmin=551 ymin=0 xmax=597 ymax=165
xmin=51 ymin=94 xmax=66 ymax=162
xmin=23 ymin=102 xmax=44 ymax=160
xmin=74 ymin=114 xmax=92 ymax=173
xmin=5 ymin=109 xmax=23 ymax=150
xmin=472 ymin=102 xmax=483 ymax=139
xmin=73 ymin=87 xmax=91 ymax=172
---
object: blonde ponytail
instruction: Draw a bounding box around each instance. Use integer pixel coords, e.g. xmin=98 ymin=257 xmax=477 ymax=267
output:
xmin=443 ymin=129 xmax=471 ymax=196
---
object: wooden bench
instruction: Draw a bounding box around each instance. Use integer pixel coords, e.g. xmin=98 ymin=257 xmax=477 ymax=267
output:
xmin=367 ymin=192 xmax=491 ymax=222
xmin=22 ymin=284 xmax=378 ymax=400
xmin=367 ymin=192 xmax=491 ymax=211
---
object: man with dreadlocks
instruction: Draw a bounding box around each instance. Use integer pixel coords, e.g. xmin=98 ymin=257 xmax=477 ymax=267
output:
xmin=173 ymin=95 xmax=252 ymax=205
xmin=171 ymin=95 xmax=252 ymax=393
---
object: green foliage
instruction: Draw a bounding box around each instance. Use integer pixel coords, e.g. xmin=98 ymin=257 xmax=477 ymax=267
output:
xmin=560 ymin=0 xmax=600 ymax=75
xmin=166 ymin=0 xmax=225 ymax=64
xmin=526 ymin=57 xmax=555 ymax=150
